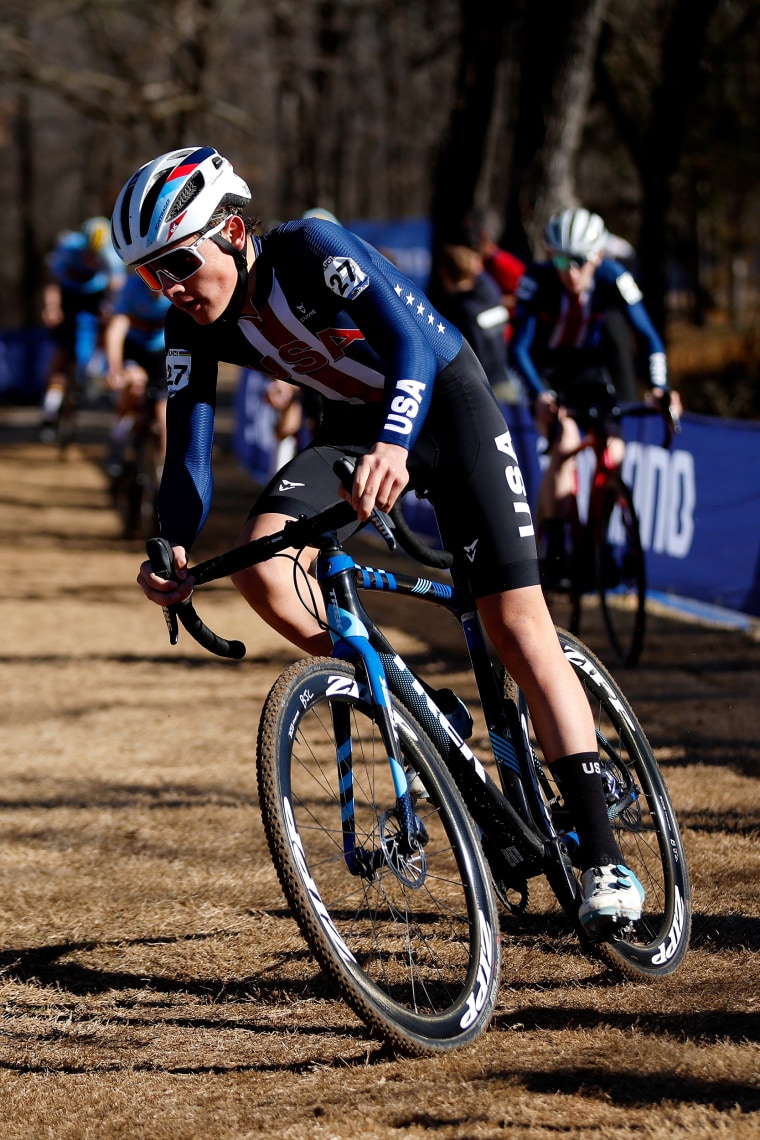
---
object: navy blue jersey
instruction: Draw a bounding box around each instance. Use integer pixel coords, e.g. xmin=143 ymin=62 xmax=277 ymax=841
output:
xmin=510 ymin=258 xmax=667 ymax=398
xmin=160 ymin=218 xmax=464 ymax=548
xmin=436 ymin=271 xmax=508 ymax=388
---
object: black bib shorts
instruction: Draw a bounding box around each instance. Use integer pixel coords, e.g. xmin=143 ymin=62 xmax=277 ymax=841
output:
xmin=250 ymin=342 xmax=540 ymax=598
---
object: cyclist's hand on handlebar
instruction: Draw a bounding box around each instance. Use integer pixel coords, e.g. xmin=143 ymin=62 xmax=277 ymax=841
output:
xmin=651 ymin=386 xmax=682 ymax=414
xmin=341 ymin=442 xmax=409 ymax=523
xmin=137 ymin=544 xmax=194 ymax=606
xmin=650 ymin=386 xmax=683 ymax=434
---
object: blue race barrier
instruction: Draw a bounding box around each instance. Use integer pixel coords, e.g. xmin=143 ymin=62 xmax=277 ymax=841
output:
xmin=0 ymin=328 xmax=54 ymax=402
xmin=344 ymin=217 xmax=433 ymax=291
xmin=620 ymin=410 xmax=760 ymax=617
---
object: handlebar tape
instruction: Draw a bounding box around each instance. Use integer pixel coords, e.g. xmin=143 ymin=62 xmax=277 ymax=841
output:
xmin=388 ymin=504 xmax=453 ymax=570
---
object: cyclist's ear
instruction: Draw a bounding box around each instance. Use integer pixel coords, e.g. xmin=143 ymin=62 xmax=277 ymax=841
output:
xmin=225 ymin=215 xmax=247 ymax=250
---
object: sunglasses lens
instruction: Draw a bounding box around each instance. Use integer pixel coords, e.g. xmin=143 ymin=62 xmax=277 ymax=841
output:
xmin=135 ymin=263 xmax=163 ymax=291
xmin=553 ymin=255 xmax=588 ymax=271
xmin=135 ymin=247 xmax=204 ymax=291
xmin=157 ymin=248 xmax=204 ymax=281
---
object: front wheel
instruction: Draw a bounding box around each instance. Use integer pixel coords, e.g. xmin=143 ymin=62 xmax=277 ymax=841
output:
xmin=521 ymin=630 xmax=691 ymax=979
xmin=596 ymin=477 xmax=646 ymax=665
xmin=256 ymin=657 xmax=501 ymax=1056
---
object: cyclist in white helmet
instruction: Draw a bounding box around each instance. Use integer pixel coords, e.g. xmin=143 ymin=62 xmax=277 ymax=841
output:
xmin=511 ymin=206 xmax=678 ymax=589
xmin=112 ymin=150 xmax=649 ymax=935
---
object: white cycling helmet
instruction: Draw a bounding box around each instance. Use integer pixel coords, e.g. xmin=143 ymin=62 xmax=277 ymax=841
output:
xmin=111 ymin=146 xmax=251 ymax=267
xmin=544 ymin=208 xmax=607 ymax=259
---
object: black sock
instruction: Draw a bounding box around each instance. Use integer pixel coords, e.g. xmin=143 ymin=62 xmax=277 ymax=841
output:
xmin=551 ymin=752 xmax=622 ymax=870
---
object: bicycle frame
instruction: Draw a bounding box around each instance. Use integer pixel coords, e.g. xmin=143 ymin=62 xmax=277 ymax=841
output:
xmin=149 ymin=502 xmax=582 ymax=914
xmin=312 ymin=529 xmax=578 ymax=906
xmin=148 ymin=481 xmax=692 ymax=986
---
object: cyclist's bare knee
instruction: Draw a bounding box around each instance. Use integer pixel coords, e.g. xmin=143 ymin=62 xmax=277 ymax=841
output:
xmin=233 ymin=514 xmax=300 ymax=594
xmin=477 ymin=585 xmax=558 ymax=672
xmin=231 ymin=512 xmax=329 ymax=655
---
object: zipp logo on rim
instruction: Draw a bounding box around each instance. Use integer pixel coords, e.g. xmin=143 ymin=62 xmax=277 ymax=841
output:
xmin=652 ymin=887 xmax=686 ymax=965
xmin=563 ymin=644 xmax=636 ymax=732
xmin=459 ymin=908 xmax=497 ymax=1030
xmin=283 ymin=797 xmax=356 ymax=965
xmin=326 ymin=675 xmax=360 ymax=698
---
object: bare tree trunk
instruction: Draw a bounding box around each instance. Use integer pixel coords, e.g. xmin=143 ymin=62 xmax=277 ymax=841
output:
xmin=504 ymin=0 xmax=609 ymax=260
xmin=637 ymin=0 xmax=720 ymax=333
xmin=429 ymin=0 xmax=509 ymax=245
xmin=13 ymin=93 xmax=39 ymax=326
xmin=11 ymin=10 xmax=39 ymax=327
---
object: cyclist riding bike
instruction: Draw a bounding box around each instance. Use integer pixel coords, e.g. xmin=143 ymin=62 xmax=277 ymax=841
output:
xmin=510 ymin=207 xmax=678 ymax=589
xmin=39 ymin=215 xmax=125 ymax=438
xmin=112 ymin=147 xmax=647 ymax=933
xmin=103 ymin=270 xmax=171 ymax=480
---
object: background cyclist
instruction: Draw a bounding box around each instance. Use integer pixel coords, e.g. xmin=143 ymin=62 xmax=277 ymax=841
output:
xmin=432 ymin=241 xmax=511 ymax=390
xmin=510 ymin=206 xmax=678 ymax=588
xmin=103 ymin=269 xmax=171 ymax=483
xmin=39 ymin=215 xmax=125 ymax=439
xmin=112 ymin=148 xmax=647 ymax=935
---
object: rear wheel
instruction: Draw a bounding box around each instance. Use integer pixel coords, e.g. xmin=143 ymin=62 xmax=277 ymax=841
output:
xmin=111 ymin=415 xmax=161 ymax=540
xmin=257 ymin=657 xmax=501 ymax=1056
xmin=596 ymin=477 xmax=646 ymax=665
xmin=520 ymin=630 xmax=691 ymax=979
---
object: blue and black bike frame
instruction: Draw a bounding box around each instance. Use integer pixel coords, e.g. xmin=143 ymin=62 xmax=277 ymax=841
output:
xmin=148 ymin=501 xmax=582 ymax=917
xmin=313 ymin=530 xmax=580 ymax=913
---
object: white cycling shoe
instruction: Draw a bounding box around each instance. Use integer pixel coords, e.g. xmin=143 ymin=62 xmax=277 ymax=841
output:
xmin=578 ymin=863 xmax=645 ymax=934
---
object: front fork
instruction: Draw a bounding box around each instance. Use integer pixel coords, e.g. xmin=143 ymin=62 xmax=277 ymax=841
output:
xmin=318 ymin=548 xmax=421 ymax=878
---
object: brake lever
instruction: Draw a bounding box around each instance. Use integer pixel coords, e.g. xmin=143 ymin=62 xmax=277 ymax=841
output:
xmin=146 ymin=536 xmax=180 ymax=646
xmin=667 ymin=401 xmax=682 ymax=436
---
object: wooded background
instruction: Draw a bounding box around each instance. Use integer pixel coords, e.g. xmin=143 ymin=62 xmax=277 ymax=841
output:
xmin=0 ymin=0 xmax=758 ymax=360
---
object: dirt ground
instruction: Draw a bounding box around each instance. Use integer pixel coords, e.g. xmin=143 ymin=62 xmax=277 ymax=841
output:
xmin=0 ymin=403 xmax=758 ymax=1139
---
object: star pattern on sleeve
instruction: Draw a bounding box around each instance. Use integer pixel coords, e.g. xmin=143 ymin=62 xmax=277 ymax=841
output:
xmin=392 ymin=282 xmax=446 ymax=334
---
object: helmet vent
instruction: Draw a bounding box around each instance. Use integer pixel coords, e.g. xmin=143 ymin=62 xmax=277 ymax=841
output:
xmin=118 ymin=173 xmax=140 ymax=247
xmin=139 ymin=174 xmax=168 ymax=238
xmin=167 ymin=171 xmax=205 ymax=221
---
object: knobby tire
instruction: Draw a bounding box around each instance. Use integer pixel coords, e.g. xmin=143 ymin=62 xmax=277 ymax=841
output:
xmin=256 ymin=657 xmax=501 ymax=1056
xmin=597 ymin=478 xmax=647 ymax=666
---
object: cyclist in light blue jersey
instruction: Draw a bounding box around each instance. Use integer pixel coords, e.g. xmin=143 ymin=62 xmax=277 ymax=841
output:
xmin=104 ymin=271 xmax=171 ymax=478
xmin=39 ymin=216 xmax=125 ymax=436
xmin=111 ymin=149 xmax=648 ymax=932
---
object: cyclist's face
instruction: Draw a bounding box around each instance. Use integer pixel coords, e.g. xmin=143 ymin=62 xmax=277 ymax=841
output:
xmin=555 ymin=253 xmax=600 ymax=296
xmin=158 ymin=218 xmax=246 ymax=325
